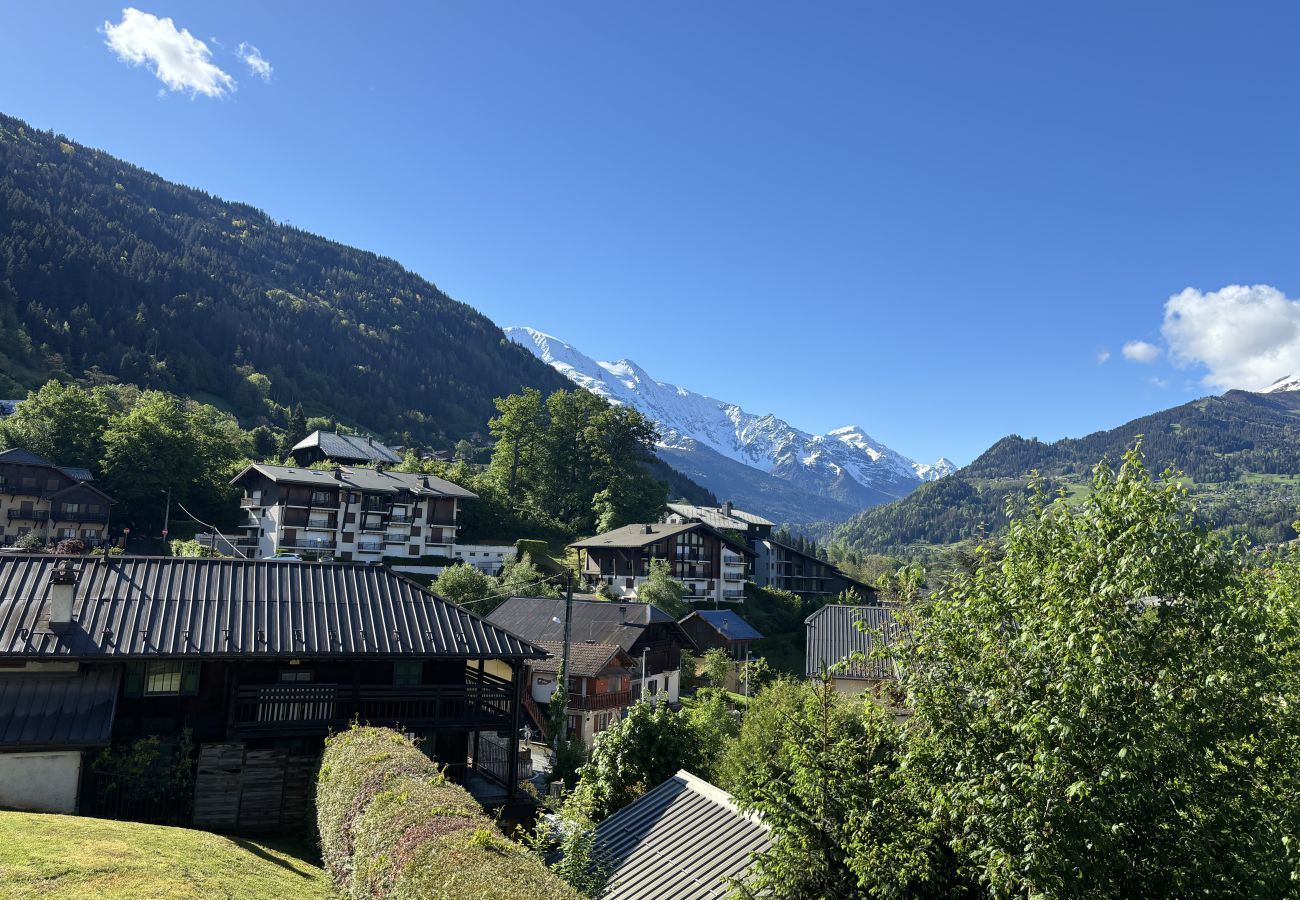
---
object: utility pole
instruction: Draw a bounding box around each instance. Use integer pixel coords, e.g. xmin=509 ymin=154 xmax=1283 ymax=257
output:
xmin=553 ymin=573 xmax=575 ymax=757
xmin=161 ymin=487 xmax=171 ymax=546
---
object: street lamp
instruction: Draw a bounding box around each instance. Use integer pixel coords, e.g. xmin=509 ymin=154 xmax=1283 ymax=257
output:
xmin=160 ymin=487 xmax=172 ymax=543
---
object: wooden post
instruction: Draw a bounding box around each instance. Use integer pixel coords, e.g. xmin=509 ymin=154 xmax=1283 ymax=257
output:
xmin=506 ymin=659 xmax=523 ymax=801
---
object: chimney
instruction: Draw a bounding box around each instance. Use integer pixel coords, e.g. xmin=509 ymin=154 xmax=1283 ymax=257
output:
xmin=643 ymin=524 xmax=654 ymax=535
xmin=47 ymin=560 xmax=78 ymax=632
xmin=723 ymin=501 xmax=733 ymax=517
xmin=619 ymin=606 xmax=628 ymax=623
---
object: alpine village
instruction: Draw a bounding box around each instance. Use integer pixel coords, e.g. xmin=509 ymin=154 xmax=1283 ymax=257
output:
xmin=5 ymin=9 xmax=1300 ymax=899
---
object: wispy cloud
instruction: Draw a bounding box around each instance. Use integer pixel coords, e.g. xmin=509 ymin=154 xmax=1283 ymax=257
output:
xmin=103 ymin=8 xmax=234 ymax=98
xmin=1149 ymin=376 xmax=1168 ymax=389
xmin=1121 ymin=340 xmax=1160 ymax=363
xmin=237 ymin=42 xmax=272 ymax=81
xmin=1096 ymin=350 xmax=1111 ymax=364
xmin=1163 ymin=284 xmax=1300 ymax=391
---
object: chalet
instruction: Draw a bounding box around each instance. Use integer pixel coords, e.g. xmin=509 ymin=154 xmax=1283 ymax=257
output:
xmin=527 ymin=639 xmax=635 ymax=747
xmin=587 ymin=770 xmax=771 ymax=900
xmin=486 ymin=596 xmax=696 ymax=743
xmin=667 ymin=500 xmax=875 ymax=601
xmin=0 ymin=448 xmax=114 ymax=549
xmin=570 ymin=522 xmax=753 ymax=606
xmin=805 ymin=604 xmax=899 ymax=695
xmin=288 ymin=429 xmax=403 ymax=468
xmin=679 ymin=609 xmax=763 ymax=660
xmin=231 ymin=463 xmax=475 ymax=561
xmin=0 ymin=555 xmax=545 ymax=829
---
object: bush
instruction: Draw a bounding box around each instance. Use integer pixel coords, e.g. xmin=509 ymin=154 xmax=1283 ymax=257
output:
xmin=15 ymin=531 xmax=44 ymax=551
xmin=54 ymin=538 xmax=86 ymax=555
xmin=316 ymin=726 xmax=579 ymax=900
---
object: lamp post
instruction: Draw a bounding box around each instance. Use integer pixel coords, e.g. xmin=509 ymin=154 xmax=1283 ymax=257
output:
xmin=160 ymin=487 xmax=172 ymax=544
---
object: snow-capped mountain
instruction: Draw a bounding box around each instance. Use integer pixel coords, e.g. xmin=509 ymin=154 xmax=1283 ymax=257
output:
xmin=505 ymin=326 xmax=954 ymax=524
xmin=1261 ymin=374 xmax=1300 ymax=394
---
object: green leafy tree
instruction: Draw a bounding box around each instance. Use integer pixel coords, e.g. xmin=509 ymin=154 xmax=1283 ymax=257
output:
xmin=636 ymin=558 xmax=688 ymax=618
xmin=678 ymin=649 xmax=698 ymax=693
xmin=895 ymin=447 xmax=1300 ymax=896
xmin=702 ymin=647 xmax=731 ymax=689
xmin=0 ymin=381 xmax=111 ymax=469
xmin=278 ymin=402 xmax=307 ymax=457
xmin=681 ymin=691 xmax=738 ymax=782
xmin=488 ymin=388 xmax=546 ymax=500
xmin=432 ymin=562 xmax=495 ymax=609
xmin=499 ymin=552 xmax=559 ymax=599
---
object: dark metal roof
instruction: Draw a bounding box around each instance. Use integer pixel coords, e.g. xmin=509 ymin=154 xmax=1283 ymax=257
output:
xmin=804 ymin=604 xmax=899 ymax=680
xmin=0 ymin=556 xmax=545 ymax=661
xmin=486 ymin=596 xmax=690 ymax=656
xmin=665 ymin=502 xmax=774 ymax=529
xmin=0 ymin=667 xmax=120 ymax=747
xmin=593 ymin=770 xmax=770 ymax=899
xmin=0 ymin=447 xmax=53 ymax=466
xmin=570 ymin=522 xmax=699 ymax=549
xmin=233 ymin=463 xmax=476 ymax=499
xmin=683 ymin=609 xmax=763 ymax=642
xmin=292 ymin=430 xmax=403 ymax=464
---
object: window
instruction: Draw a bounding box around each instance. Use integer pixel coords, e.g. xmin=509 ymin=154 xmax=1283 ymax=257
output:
xmin=394 ymin=660 xmax=422 ymax=686
xmin=45 ymin=478 xmax=60 ymax=491
xmin=59 ymin=528 xmax=76 ymax=539
xmin=63 ymin=503 xmax=80 ymax=515
xmin=125 ymin=660 xmax=201 ymax=697
xmin=279 ymin=670 xmax=313 ymax=683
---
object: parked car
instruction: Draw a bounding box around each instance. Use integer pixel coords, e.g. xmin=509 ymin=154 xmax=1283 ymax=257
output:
xmin=261 ymin=552 xmax=303 ymax=561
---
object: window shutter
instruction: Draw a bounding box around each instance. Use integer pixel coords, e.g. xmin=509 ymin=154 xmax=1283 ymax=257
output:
xmin=180 ymin=661 xmax=201 ymax=696
xmin=124 ymin=661 xmax=144 ymax=698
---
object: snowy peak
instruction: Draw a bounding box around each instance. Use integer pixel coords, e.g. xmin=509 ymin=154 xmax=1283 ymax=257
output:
xmin=505 ymin=326 xmax=952 ymax=521
xmin=1261 ymin=374 xmax=1300 ymax=394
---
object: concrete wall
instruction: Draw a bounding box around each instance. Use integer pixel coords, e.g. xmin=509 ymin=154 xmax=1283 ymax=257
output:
xmin=0 ymin=750 xmax=82 ymax=814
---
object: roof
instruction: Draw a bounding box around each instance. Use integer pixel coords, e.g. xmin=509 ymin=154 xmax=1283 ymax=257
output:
xmin=804 ymin=604 xmax=899 ymax=680
xmin=682 ymin=609 xmax=763 ymax=642
xmin=764 ymin=539 xmax=876 ymax=593
xmin=570 ymin=522 xmax=754 ymax=556
xmin=232 ymin=463 xmax=476 ymax=499
xmin=291 ymin=430 xmax=403 ymax=464
xmin=0 ymin=448 xmax=54 ymax=467
xmin=592 ymin=770 xmax=770 ymax=900
xmin=486 ymin=596 xmax=689 ymax=655
xmin=0 ymin=667 xmax=120 ymax=747
xmin=665 ymin=502 xmax=774 ymax=530
xmin=0 ymin=556 xmax=544 ymax=661
xmin=529 ymin=640 xmax=631 ymax=677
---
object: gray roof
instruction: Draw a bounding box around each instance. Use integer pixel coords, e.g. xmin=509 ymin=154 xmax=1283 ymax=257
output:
xmin=233 ymin=463 xmax=476 ymax=499
xmin=593 ymin=770 xmax=770 ymax=900
xmin=666 ymin=502 xmax=774 ymax=530
xmin=292 ymin=430 xmax=403 ymax=464
xmin=804 ymin=604 xmax=899 ymax=680
xmin=0 ymin=556 xmax=544 ymax=661
xmin=486 ymin=596 xmax=688 ymax=656
xmin=570 ymin=522 xmax=699 ymax=549
xmin=684 ymin=609 xmax=763 ymax=642
xmin=0 ymin=667 xmax=120 ymax=747
xmin=0 ymin=448 xmax=95 ymax=483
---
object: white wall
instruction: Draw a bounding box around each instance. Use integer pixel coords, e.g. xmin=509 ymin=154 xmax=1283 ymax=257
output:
xmin=0 ymin=751 xmax=81 ymax=814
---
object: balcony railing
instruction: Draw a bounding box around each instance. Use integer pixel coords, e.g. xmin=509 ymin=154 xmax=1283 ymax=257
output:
xmin=7 ymin=510 xmax=48 ymax=521
xmin=723 ymin=589 xmax=746 ymax=599
xmin=567 ymin=689 xmax=633 ymax=710
xmin=280 ymin=536 xmax=336 ymax=550
xmin=724 ymin=573 xmax=746 ymax=582
xmin=52 ymin=509 xmax=109 ymax=523
xmin=388 ymin=514 xmax=415 ymax=524
xmin=230 ymin=677 xmax=514 ymax=736
xmin=356 ymin=541 xmax=383 ymax=552
xmin=240 ymin=497 xmax=265 ymax=508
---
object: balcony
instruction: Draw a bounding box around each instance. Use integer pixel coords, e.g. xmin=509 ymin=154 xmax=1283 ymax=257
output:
xmin=280 ymin=536 xmax=336 ymax=550
xmin=724 ymin=573 xmax=746 ymax=582
xmin=7 ymin=510 xmax=48 ymax=521
xmin=356 ymin=541 xmax=383 ymax=553
xmin=52 ymin=509 xmax=109 ymax=523
xmin=230 ymin=676 xmax=514 ymax=736
xmin=240 ymin=497 xmax=265 ymax=508
xmin=388 ymin=513 xmax=415 ymax=525
xmin=723 ymin=589 xmax=746 ymax=599
xmin=567 ymin=689 xmax=633 ymax=711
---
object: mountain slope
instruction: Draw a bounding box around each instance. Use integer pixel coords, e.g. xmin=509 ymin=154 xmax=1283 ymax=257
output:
xmin=833 ymin=388 xmax=1300 ymax=555
xmin=506 ymin=326 xmax=954 ymax=523
xmin=0 ymin=113 xmax=572 ymax=443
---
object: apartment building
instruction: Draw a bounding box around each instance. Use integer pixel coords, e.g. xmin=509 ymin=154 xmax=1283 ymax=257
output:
xmin=570 ymin=522 xmax=752 ymax=606
xmin=0 ymin=448 xmax=113 ymax=549
xmin=230 ymin=463 xmax=475 ymax=560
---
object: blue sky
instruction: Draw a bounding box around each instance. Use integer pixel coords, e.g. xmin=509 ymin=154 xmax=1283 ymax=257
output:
xmin=4 ymin=4 xmax=1300 ymax=465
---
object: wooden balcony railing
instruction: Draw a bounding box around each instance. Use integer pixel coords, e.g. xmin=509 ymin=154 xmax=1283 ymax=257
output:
xmin=230 ymin=677 xmax=514 ymax=736
xmin=7 ymin=510 xmax=48 ymax=521
xmin=567 ymin=689 xmax=632 ymax=710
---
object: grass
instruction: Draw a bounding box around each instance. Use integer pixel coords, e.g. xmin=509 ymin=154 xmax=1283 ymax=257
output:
xmin=0 ymin=811 xmax=332 ymax=900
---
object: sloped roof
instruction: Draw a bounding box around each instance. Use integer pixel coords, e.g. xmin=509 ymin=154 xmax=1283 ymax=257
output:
xmin=804 ymin=604 xmax=899 ymax=680
xmin=665 ymin=502 xmax=774 ymax=530
xmin=0 ymin=667 xmax=120 ymax=747
xmin=0 ymin=448 xmax=53 ymax=467
xmin=486 ymin=596 xmax=689 ymax=655
xmin=232 ymin=463 xmax=476 ymax=499
xmin=571 ymin=521 xmax=754 ymax=556
xmin=683 ymin=609 xmax=763 ymax=642
xmin=292 ymin=430 xmax=402 ymax=464
xmin=529 ymin=640 xmax=631 ymax=677
xmin=0 ymin=556 xmax=543 ymax=660
xmin=592 ymin=770 xmax=770 ymax=900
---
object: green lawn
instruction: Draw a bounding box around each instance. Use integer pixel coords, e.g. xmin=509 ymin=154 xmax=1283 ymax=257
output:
xmin=0 ymin=812 xmax=332 ymax=900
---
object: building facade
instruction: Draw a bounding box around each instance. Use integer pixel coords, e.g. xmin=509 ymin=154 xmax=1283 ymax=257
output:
xmin=805 ymin=603 xmax=898 ymax=695
xmin=678 ymin=609 xmax=764 ymax=660
xmin=526 ymin=640 xmax=635 ymax=747
xmin=0 ymin=448 xmax=113 ymax=549
xmin=571 ymin=522 xmax=752 ymax=606
xmin=231 ymin=463 xmax=475 ymax=561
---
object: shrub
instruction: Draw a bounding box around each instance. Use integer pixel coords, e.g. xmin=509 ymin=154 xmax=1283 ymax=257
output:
xmin=316 ymin=726 xmax=579 ymax=900
xmin=54 ymin=538 xmax=86 ymax=555
xmin=15 ymin=531 xmax=44 ymax=551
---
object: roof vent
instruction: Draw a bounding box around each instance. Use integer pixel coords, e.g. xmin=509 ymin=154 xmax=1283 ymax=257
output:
xmin=723 ymin=501 xmax=733 ymax=516
xmin=48 ymin=560 xmax=78 ymax=632
xmin=643 ymin=524 xmax=654 ymax=535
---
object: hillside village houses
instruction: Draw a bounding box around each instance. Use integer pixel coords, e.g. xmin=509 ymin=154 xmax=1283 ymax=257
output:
xmin=0 ymin=448 xmax=114 ymax=550
xmin=570 ymin=521 xmax=753 ymax=605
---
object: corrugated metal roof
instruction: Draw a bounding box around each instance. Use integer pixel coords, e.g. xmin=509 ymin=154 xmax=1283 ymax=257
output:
xmin=665 ymin=502 xmax=774 ymax=529
xmin=0 ymin=556 xmax=544 ymax=660
xmin=0 ymin=667 xmax=119 ymax=747
xmin=804 ymin=604 xmax=899 ymax=680
xmin=570 ymin=522 xmax=698 ymax=549
xmin=593 ymin=770 xmax=770 ymax=900
xmin=292 ymin=430 xmax=403 ymax=464
xmin=685 ymin=610 xmax=763 ymax=642
xmin=487 ymin=596 xmax=687 ymax=656
xmin=235 ymin=463 xmax=476 ymax=499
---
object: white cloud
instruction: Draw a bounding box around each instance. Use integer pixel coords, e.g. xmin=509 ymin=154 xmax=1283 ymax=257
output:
xmin=1096 ymin=350 xmax=1111 ymax=364
xmin=1149 ymin=376 xmax=1168 ymax=389
xmin=1121 ymin=340 xmax=1160 ymax=363
xmin=1162 ymin=284 xmax=1300 ymax=390
xmin=103 ymin=8 xmax=234 ymax=98
xmin=237 ymin=42 xmax=272 ymax=81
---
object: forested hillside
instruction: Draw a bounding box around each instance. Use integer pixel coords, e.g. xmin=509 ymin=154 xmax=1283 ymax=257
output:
xmin=0 ymin=113 xmax=571 ymax=444
xmin=832 ymin=389 xmax=1300 ymax=556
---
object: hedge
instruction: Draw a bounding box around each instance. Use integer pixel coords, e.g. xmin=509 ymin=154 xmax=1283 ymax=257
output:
xmin=316 ymin=726 xmax=579 ymax=900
